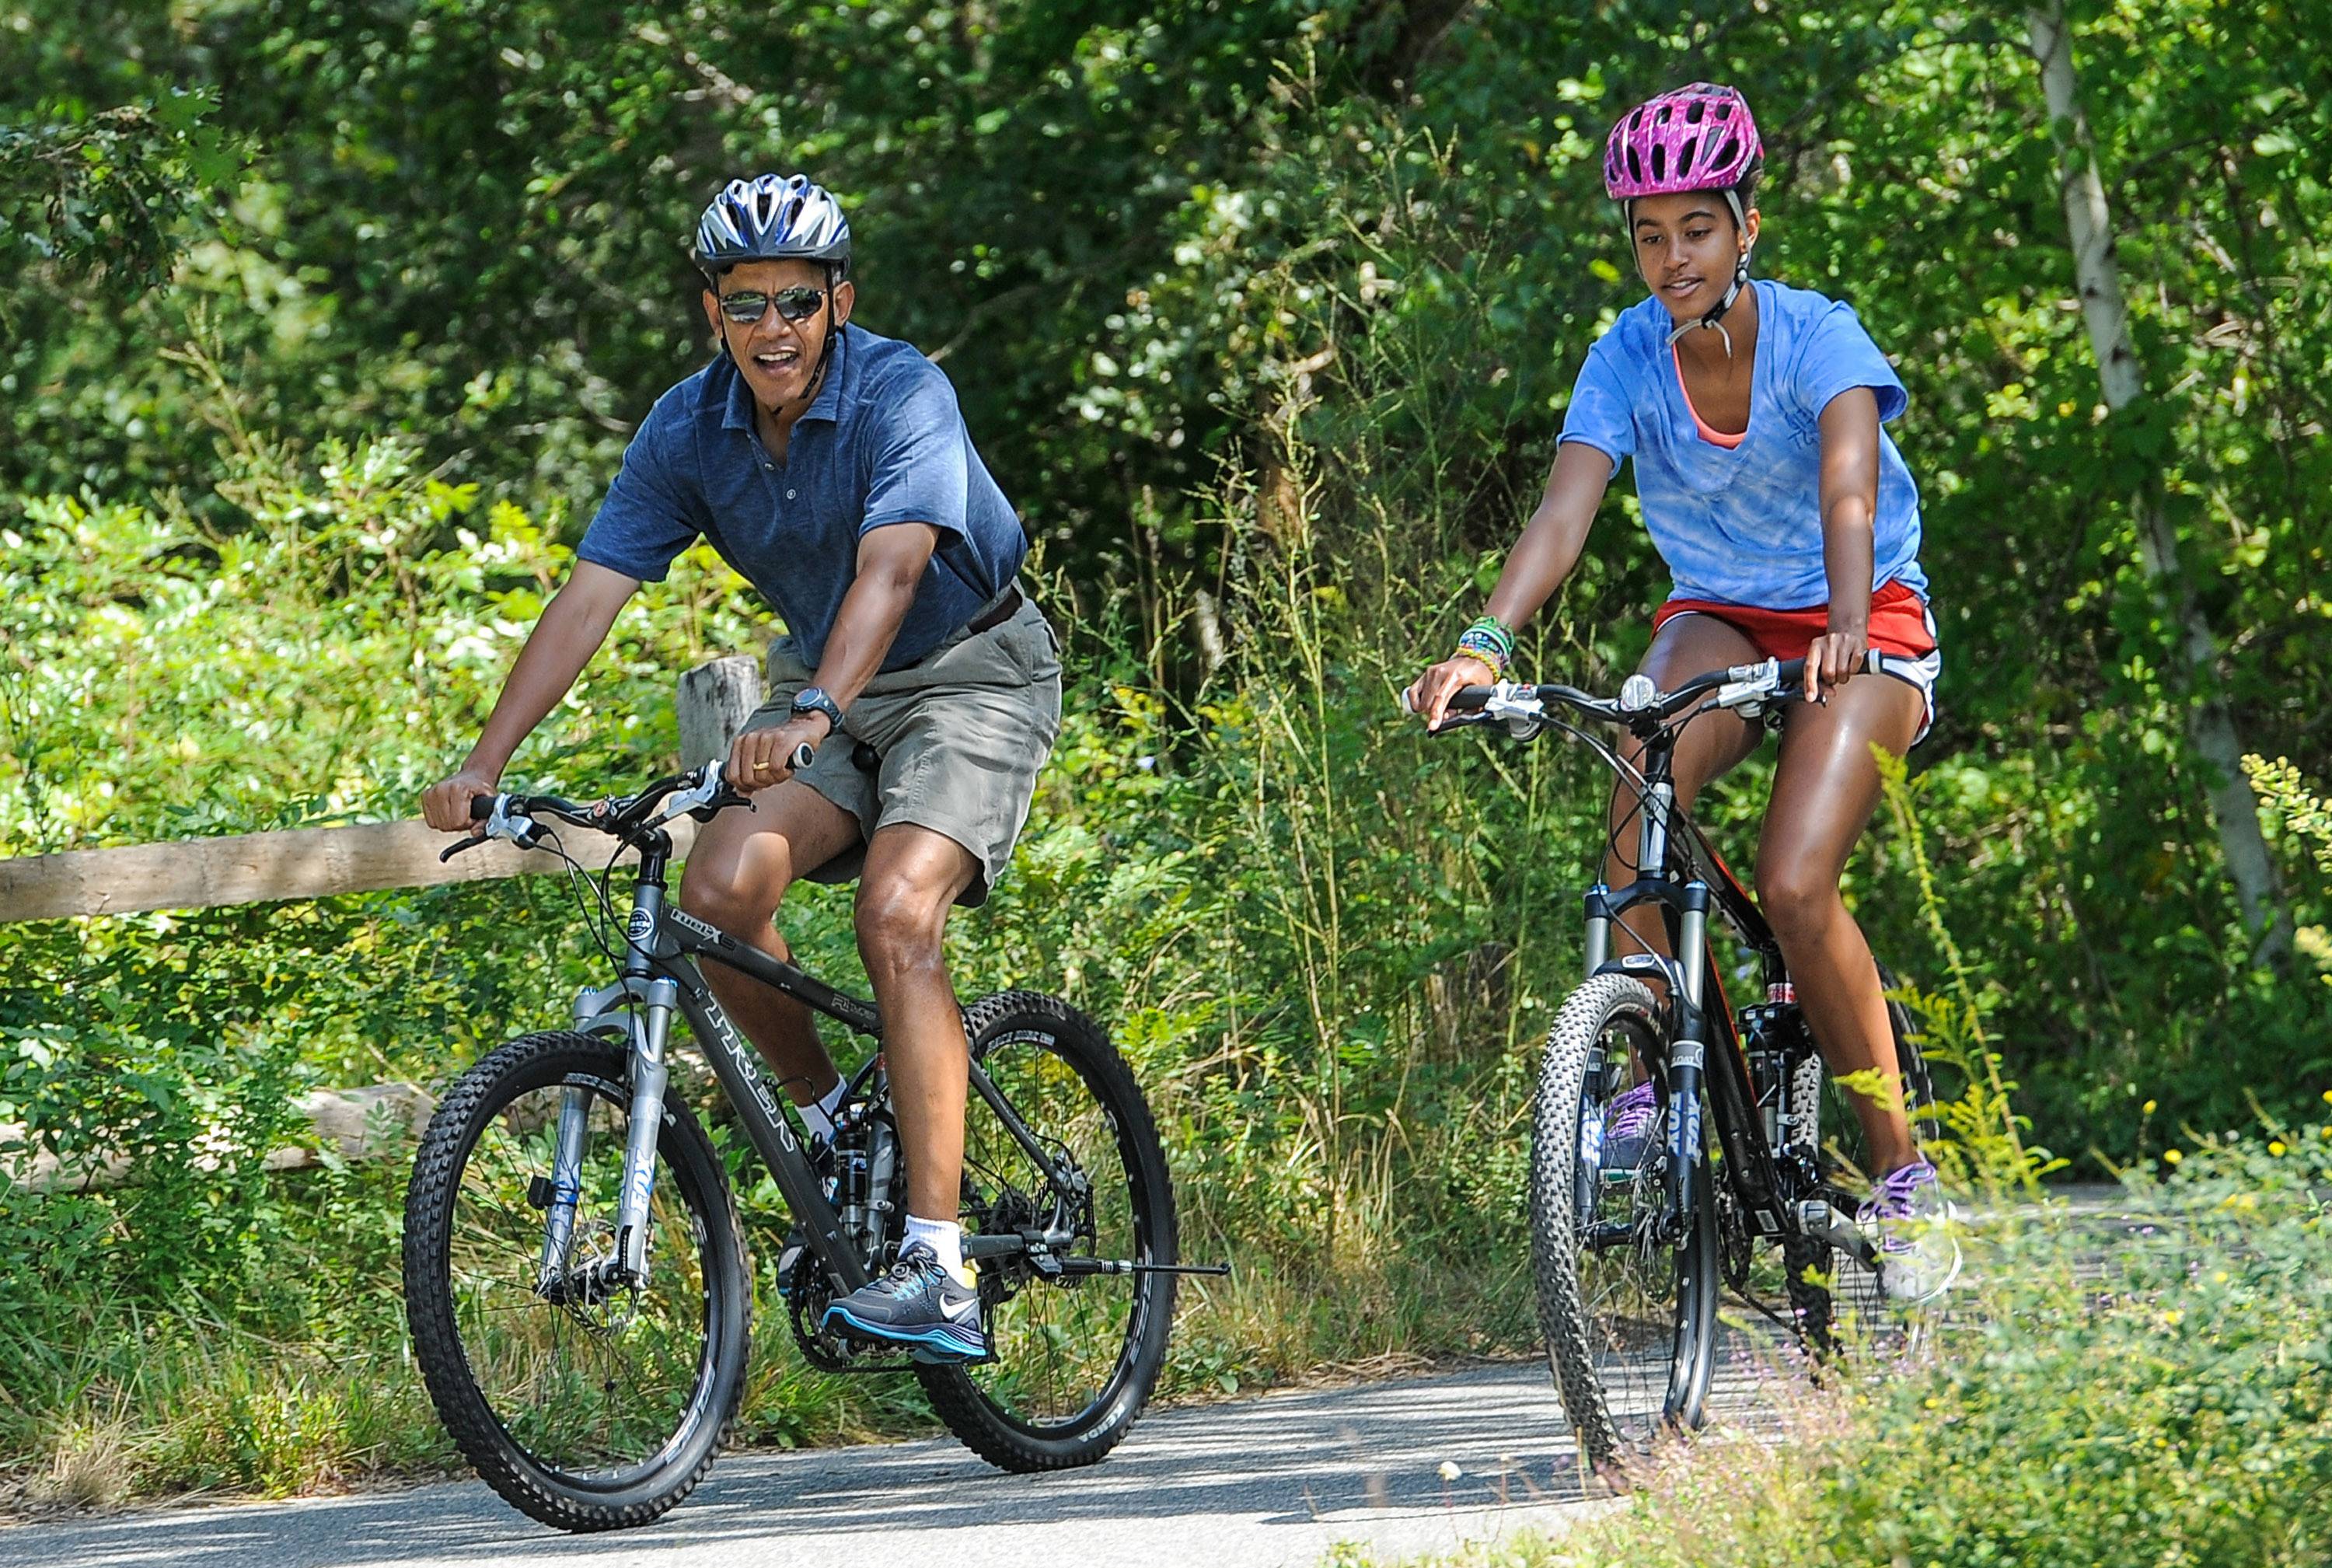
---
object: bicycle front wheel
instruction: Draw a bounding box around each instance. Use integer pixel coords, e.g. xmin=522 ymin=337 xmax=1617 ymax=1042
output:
xmin=1529 ymin=975 xmax=1718 ymax=1475
xmin=403 ymin=1032 xmax=750 ymax=1531
xmin=917 ymin=990 xmax=1178 ymax=1472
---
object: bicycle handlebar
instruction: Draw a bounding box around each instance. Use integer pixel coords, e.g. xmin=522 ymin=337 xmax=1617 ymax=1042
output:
xmin=440 ymin=742 xmax=819 ymax=863
xmin=1432 ymin=650 xmax=1883 ymax=735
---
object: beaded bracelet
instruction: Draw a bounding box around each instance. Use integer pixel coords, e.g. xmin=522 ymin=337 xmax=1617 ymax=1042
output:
xmin=1452 ymin=634 xmax=1510 ymax=678
xmin=1461 ymin=614 xmax=1514 ymax=655
xmin=1451 ymin=644 xmax=1506 ymax=678
xmin=1452 ymin=615 xmax=1515 ymax=678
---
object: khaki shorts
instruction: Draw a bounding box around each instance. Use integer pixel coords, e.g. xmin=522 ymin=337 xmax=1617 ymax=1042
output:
xmin=745 ymin=591 xmax=1062 ymax=906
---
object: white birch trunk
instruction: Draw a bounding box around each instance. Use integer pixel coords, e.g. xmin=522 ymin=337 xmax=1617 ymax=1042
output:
xmin=2027 ymin=2 xmax=2290 ymax=966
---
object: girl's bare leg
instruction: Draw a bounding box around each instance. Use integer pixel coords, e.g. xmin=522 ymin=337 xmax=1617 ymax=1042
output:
xmin=1755 ymin=672 xmax=1928 ymax=1175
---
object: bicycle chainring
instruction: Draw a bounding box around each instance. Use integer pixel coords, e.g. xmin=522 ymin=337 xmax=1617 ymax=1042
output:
xmin=785 ymin=1252 xmax=914 ymax=1374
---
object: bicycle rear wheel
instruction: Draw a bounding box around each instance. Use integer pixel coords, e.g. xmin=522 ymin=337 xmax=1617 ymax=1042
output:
xmin=1782 ymin=966 xmax=1936 ymax=1348
xmin=916 ymin=990 xmax=1177 ymax=1472
xmin=403 ymin=1032 xmax=749 ymax=1531
xmin=1530 ymin=975 xmax=1718 ymax=1475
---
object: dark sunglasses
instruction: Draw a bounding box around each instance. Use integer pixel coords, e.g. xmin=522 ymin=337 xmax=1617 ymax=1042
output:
xmin=716 ymin=285 xmax=827 ymax=326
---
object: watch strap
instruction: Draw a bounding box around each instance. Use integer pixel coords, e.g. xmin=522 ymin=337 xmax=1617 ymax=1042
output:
xmin=790 ymin=686 xmax=846 ymax=735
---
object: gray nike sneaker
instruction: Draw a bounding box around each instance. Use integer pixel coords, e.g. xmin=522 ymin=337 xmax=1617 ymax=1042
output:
xmin=1858 ymin=1159 xmax=1961 ymax=1303
xmin=821 ymin=1241 xmax=985 ymax=1361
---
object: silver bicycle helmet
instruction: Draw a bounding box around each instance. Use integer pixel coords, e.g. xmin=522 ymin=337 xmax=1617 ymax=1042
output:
xmin=693 ymin=173 xmax=851 ymax=278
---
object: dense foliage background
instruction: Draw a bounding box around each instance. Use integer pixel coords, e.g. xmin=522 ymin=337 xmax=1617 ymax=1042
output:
xmin=4 ymin=0 xmax=2329 ymax=1501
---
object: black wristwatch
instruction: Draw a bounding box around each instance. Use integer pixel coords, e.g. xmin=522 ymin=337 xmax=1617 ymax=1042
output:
xmin=790 ymin=686 xmax=845 ymax=736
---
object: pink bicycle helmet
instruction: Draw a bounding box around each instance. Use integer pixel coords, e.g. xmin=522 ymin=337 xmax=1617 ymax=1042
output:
xmin=1603 ymin=82 xmax=1763 ymax=203
xmin=1602 ymin=83 xmax=1767 ymax=350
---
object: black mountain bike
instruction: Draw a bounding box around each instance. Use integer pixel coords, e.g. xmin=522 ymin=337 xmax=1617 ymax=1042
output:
xmin=400 ymin=755 xmax=1218 ymax=1531
xmin=1436 ymin=655 xmax=1934 ymax=1473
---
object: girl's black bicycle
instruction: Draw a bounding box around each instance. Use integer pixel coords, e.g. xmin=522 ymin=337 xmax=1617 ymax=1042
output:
xmin=400 ymin=756 xmax=1218 ymax=1531
xmin=1434 ymin=654 xmax=1935 ymax=1473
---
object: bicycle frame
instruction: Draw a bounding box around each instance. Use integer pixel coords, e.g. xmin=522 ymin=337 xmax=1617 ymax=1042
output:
xmin=550 ymin=824 xmax=1079 ymax=1296
xmin=1577 ymin=713 xmax=1816 ymax=1249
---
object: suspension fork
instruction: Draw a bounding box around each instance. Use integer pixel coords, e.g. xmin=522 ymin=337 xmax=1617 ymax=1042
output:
xmin=1663 ymin=881 xmax=1713 ymax=1245
xmin=610 ymin=882 xmax=682 ymax=1280
xmin=537 ymin=1086 xmax=591 ymax=1287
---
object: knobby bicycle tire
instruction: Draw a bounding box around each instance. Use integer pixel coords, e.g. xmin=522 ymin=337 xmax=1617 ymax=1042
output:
xmin=1529 ymin=975 xmax=1718 ymax=1475
xmin=916 ymin=990 xmax=1178 ymax=1472
xmin=403 ymin=1032 xmax=751 ymax=1531
xmin=1782 ymin=964 xmax=1935 ymax=1350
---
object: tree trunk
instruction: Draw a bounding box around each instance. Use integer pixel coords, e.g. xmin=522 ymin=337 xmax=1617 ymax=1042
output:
xmin=2026 ymin=2 xmax=2292 ymax=968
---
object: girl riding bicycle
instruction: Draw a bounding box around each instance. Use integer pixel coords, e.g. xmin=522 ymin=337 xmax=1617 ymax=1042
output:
xmin=1405 ymin=82 xmax=1953 ymax=1299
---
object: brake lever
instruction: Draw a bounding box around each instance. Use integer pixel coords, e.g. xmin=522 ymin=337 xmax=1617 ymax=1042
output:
xmin=1481 ymin=682 xmax=1549 ymax=739
xmin=442 ymin=794 xmax=539 ymax=860
xmin=647 ymin=762 xmax=729 ymax=829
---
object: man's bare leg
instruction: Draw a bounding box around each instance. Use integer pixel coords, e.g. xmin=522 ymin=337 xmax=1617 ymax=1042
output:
xmin=676 ymin=780 xmax=864 ymax=1107
xmin=851 ymin=823 xmax=981 ymax=1224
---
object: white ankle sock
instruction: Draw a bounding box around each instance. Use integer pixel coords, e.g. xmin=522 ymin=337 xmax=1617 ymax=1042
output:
xmin=799 ymin=1077 xmax=850 ymax=1141
xmin=903 ymin=1214 xmax=969 ymax=1283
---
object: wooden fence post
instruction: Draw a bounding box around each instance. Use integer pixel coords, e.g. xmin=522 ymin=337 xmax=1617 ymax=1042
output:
xmin=677 ymin=655 xmax=764 ymax=772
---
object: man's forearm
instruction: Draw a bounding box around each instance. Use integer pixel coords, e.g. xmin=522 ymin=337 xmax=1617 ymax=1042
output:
xmin=464 ymin=576 xmax=630 ymax=775
xmin=807 ymin=556 xmax=925 ymax=716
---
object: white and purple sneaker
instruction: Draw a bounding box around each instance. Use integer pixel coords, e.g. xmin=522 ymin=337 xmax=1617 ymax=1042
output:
xmin=1858 ymin=1159 xmax=1960 ymax=1303
xmin=1600 ymin=1081 xmax=1662 ymax=1181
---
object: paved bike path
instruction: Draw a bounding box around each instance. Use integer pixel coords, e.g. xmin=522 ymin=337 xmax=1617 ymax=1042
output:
xmin=1 ymin=1189 xmax=2129 ymax=1567
xmin=1 ymin=1364 xmax=1633 ymax=1568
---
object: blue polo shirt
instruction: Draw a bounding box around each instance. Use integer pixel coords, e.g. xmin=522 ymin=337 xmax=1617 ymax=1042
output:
xmin=578 ymin=324 xmax=1026 ymax=672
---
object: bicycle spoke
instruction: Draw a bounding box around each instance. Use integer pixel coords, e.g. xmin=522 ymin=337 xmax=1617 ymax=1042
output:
xmin=440 ymin=1081 xmax=712 ymax=1479
xmin=958 ymin=1030 xmax=1140 ymax=1431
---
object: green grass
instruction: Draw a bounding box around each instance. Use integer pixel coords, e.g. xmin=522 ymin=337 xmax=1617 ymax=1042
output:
xmin=1335 ymin=1124 xmax=2332 ymax=1568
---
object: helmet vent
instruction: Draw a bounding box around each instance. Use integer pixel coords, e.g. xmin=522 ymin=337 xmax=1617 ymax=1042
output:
xmin=1677 ymin=136 xmax=1698 ymax=176
xmin=1686 ymin=100 xmax=1705 ymax=124
xmin=1650 ymin=142 xmax=1666 ymax=180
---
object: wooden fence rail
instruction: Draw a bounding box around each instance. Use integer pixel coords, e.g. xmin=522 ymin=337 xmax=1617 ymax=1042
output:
xmin=0 ymin=655 xmax=763 ymax=924
xmin=1 ymin=658 xmax=765 ymax=1187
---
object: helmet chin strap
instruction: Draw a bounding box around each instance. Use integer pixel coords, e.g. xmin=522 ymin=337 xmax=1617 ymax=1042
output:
xmin=1631 ymin=189 xmax=1755 ymax=357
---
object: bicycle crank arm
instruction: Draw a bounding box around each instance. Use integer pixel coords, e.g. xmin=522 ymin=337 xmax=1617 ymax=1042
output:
xmin=1056 ymin=1258 xmax=1233 ymax=1278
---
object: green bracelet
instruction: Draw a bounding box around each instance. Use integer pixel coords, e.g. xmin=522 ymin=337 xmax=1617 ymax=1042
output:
xmin=1461 ymin=616 xmax=1514 ymax=655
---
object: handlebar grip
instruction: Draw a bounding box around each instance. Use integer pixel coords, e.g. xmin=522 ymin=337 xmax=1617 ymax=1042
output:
xmin=469 ymin=794 xmax=495 ymax=822
xmin=790 ymin=742 xmax=816 ymax=772
xmin=1773 ymin=649 xmax=1883 ymax=690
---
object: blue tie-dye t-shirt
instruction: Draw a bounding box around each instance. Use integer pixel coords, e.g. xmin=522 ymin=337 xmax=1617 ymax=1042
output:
xmin=1557 ymin=279 xmax=1927 ymax=609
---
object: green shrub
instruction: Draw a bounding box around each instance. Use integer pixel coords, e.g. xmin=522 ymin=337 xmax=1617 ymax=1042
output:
xmin=1367 ymin=1123 xmax=2332 ymax=1568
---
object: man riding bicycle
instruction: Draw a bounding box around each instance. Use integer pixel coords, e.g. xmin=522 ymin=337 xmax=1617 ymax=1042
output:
xmin=422 ymin=173 xmax=1059 ymax=1360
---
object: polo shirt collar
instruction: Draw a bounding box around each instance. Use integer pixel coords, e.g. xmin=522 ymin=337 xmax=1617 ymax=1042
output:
xmin=798 ymin=323 xmax=854 ymax=426
xmin=715 ymin=323 xmax=854 ymax=432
